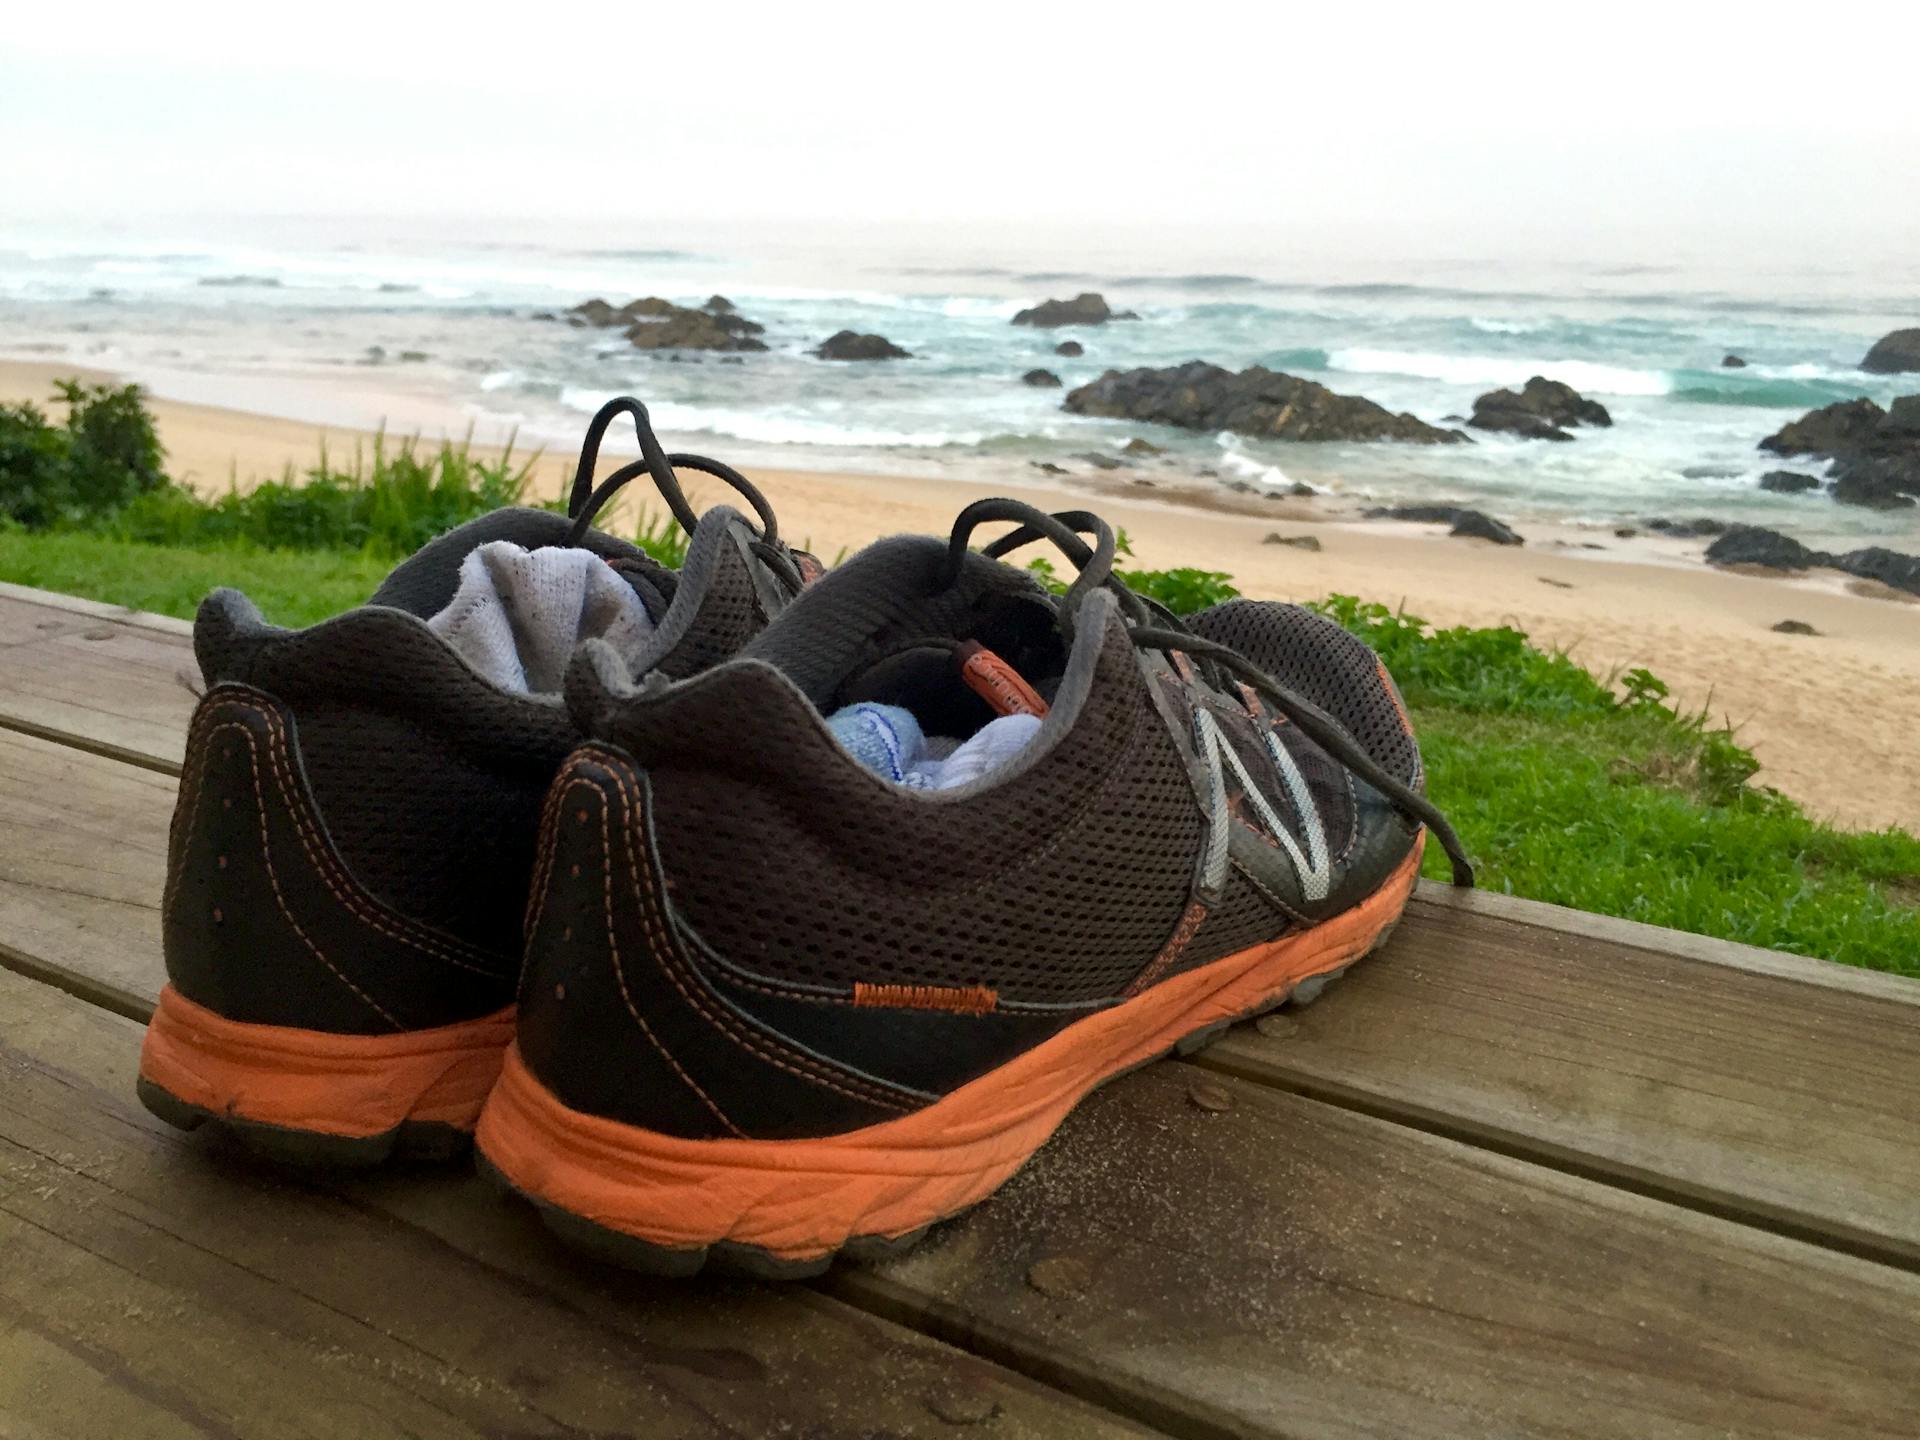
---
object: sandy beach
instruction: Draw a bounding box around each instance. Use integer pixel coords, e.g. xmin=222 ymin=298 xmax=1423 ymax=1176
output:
xmin=4 ymin=358 xmax=1916 ymax=834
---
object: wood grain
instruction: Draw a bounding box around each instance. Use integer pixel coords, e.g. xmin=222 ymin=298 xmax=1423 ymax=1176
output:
xmin=0 ymin=966 xmax=1148 ymax=1440
xmin=842 ymin=1061 xmax=1920 ymax=1440
xmin=1202 ymin=899 xmax=1920 ymax=1266
xmin=0 ymin=589 xmax=196 ymax=773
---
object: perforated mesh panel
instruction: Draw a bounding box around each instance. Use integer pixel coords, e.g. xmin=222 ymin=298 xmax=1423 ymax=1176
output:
xmin=1187 ymin=601 xmax=1421 ymax=788
xmin=644 ymin=619 xmax=1211 ymax=1006
xmin=654 ymin=538 xmax=766 ymax=678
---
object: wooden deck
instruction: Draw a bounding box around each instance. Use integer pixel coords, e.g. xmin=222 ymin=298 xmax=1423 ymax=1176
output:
xmin=1 ymin=578 xmax=1916 ymax=1439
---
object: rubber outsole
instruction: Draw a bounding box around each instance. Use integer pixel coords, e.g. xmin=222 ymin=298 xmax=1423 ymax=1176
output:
xmin=138 ymin=1077 xmax=473 ymax=1167
xmin=137 ymin=985 xmax=515 ymax=1166
xmin=478 ymin=846 xmax=1419 ymax=1279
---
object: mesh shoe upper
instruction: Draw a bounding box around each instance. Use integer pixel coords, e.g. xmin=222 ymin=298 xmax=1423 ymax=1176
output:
xmin=514 ymin=535 xmax=1427 ymax=1136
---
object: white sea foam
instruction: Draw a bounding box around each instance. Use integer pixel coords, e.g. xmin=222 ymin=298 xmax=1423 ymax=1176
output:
xmin=1468 ymin=317 xmax=1541 ymax=335
xmin=1328 ymin=347 xmax=1670 ymax=396
xmin=479 ymin=370 xmax=519 ymax=392
xmin=1214 ymin=435 xmax=1297 ymax=490
xmin=557 ymin=388 xmax=982 ymax=448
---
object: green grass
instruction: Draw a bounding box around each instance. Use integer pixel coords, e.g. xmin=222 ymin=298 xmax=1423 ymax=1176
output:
xmin=0 ymin=531 xmax=392 ymax=627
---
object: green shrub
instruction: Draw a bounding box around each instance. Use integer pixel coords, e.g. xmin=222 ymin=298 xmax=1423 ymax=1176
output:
xmin=0 ymin=381 xmax=165 ymax=528
xmin=0 ymin=399 xmax=71 ymax=528
xmin=58 ymin=379 xmax=166 ymax=512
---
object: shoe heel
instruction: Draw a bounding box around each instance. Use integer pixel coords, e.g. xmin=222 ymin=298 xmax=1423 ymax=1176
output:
xmin=138 ymin=984 xmax=515 ymax=1165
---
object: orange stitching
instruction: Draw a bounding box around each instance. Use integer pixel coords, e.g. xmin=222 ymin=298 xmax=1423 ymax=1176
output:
xmin=194 ymin=694 xmax=509 ymax=977
xmin=852 ymin=982 xmax=998 ymax=1015
xmin=199 ymin=720 xmax=400 ymax=1028
xmin=606 ymin=761 xmax=916 ymax=1113
xmin=574 ymin=777 xmax=743 ymax=1137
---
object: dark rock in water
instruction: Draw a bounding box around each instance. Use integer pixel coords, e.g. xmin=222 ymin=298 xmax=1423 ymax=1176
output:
xmin=1122 ymin=437 xmax=1163 ymax=456
xmin=1030 ymin=461 xmax=1068 ymax=475
xmin=704 ymin=294 xmax=735 ymax=314
xmin=1468 ymin=376 xmax=1612 ymax=441
xmin=1833 ymin=546 xmax=1920 ymax=596
xmin=1860 ymin=328 xmax=1920 ymax=374
xmin=1055 ymin=340 xmax=1085 ymax=357
xmin=1759 ymin=470 xmax=1820 ymax=493
xmin=1704 ymin=526 xmax=1824 ymax=571
xmin=1760 ymin=395 xmax=1920 ymax=508
xmin=398 ymin=350 xmax=429 ymax=363
xmin=1063 ymin=360 xmax=1467 ymax=445
xmin=1364 ymin=504 xmax=1523 ymax=545
xmin=815 ymin=330 xmax=910 ymax=361
xmin=1771 ymin=620 xmax=1819 ymax=635
xmin=531 ymin=310 xmax=558 ymax=322
xmin=1263 ymin=533 xmax=1322 ymax=551
xmin=1022 ymin=368 xmax=1062 ymax=388
xmin=1073 ymin=451 xmax=1124 ymax=471
xmin=571 ymin=295 xmax=768 ymax=350
xmin=1615 ymin=526 xmax=1639 ymax=538
xmin=1681 ymin=464 xmax=1744 ymax=479
xmin=1012 ymin=292 xmax=1135 ymax=327
xmin=1722 ymin=354 xmax=1748 ymax=368
xmin=628 ymin=308 xmax=768 ymax=352
xmin=1887 ymin=395 xmax=1920 ymax=433
xmin=1832 ymin=459 xmax=1918 ymax=509
xmin=1761 ymin=397 xmax=1886 ymax=457
xmin=1646 ymin=517 xmax=1730 ymax=537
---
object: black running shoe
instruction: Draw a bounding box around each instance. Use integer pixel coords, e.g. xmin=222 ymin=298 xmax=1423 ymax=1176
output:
xmin=139 ymin=397 xmax=810 ymax=1164
xmin=478 ymin=499 xmax=1470 ymax=1273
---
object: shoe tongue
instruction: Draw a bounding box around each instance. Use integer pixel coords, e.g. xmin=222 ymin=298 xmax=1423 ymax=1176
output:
xmin=737 ymin=535 xmax=1052 ymax=707
xmin=638 ymin=508 xmax=784 ymax=680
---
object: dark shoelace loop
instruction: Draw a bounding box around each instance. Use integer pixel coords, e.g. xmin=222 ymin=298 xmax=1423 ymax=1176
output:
xmin=944 ymin=497 xmax=1475 ymax=887
xmin=564 ymin=396 xmax=804 ymax=594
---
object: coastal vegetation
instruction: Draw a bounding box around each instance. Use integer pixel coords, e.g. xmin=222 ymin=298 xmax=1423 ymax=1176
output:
xmin=2 ymin=381 xmax=1916 ymax=976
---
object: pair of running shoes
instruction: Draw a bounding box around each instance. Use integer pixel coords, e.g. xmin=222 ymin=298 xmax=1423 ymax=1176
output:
xmin=138 ymin=396 xmax=1471 ymax=1279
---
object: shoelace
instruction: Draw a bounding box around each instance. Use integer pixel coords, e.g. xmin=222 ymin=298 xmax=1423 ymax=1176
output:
xmin=941 ymin=497 xmax=1475 ymax=887
xmin=563 ymin=396 xmax=806 ymax=594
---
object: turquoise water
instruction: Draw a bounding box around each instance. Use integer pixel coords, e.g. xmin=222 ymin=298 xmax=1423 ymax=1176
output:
xmin=2 ymin=220 xmax=1915 ymax=545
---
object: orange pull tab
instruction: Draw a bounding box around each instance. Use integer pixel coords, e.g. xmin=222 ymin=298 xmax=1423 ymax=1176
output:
xmin=956 ymin=642 xmax=1050 ymax=718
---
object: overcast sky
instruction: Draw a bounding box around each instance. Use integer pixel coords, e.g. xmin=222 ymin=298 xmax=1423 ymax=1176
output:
xmin=5 ymin=1 xmax=1917 ymax=265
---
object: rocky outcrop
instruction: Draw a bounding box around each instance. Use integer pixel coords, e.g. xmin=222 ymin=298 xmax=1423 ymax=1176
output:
xmin=1722 ymin=354 xmax=1748 ymax=368
xmin=1772 ymin=620 xmax=1818 ymax=635
xmin=1645 ymin=517 xmax=1729 ymax=537
xmin=1022 ymin=368 xmax=1062 ymax=387
xmin=1860 ymin=328 xmax=1920 ymax=374
xmin=704 ymin=294 xmax=736 ymax=313
xmin=1364 ymin=505 xmax=1523 ymax=545
xmin=568 ymin=296 xmax=768 ymax=351
xmin=1760 ymin=395 xmax=1920 ymax=509
xmin=1468 ymin=377 xmax=1613 ymax=441
xmin=814 ymin=330 xmax=910 ymax=361
xmin=1012 ymin=292 xmax=1138 ymax=327
xmin=1704 ymin=526 xmax=1920 ymax=596
xmin=1055 ymin=340 xmax=1085 ymax=357
xmin=1705 ymin=526 xmax=1823 ymax=570
xmin=1062 ymin=361 xmax=1466 ymax=445
xmin=1759 ymin=470 xmax=1820 ymax=493
xmin=1121 ymin=437 xmax=1163 ymax=456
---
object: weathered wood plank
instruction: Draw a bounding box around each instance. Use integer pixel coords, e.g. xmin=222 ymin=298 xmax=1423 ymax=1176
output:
xmin=842 ymin=1063 xmax=1920 ymax=1440
xmin=0 ymin=589 xmax=196 ymax=773
xmin=1203 ymin=896 xmax=1920 ymax=1267
xmin=0 ymin=966 xmax=1149 ymax=1440
xmin=0 ymin=728 xmax=172 ymax=1017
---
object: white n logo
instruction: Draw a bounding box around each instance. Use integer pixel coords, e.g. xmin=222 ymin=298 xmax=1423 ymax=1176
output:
xmin=1191 ymin=708 xmax=1332 ymax=904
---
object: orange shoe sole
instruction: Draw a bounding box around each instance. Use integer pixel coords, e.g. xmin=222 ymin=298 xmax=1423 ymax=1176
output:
xmin=138 ymin=984 xmax=516 ymax=1166
xmin=476 ymin=839 xmax=1422 ymax=1276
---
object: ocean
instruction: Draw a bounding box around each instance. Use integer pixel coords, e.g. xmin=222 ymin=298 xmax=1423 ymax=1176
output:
xmin=3 ymin=216 xmax=1916 ymax=548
